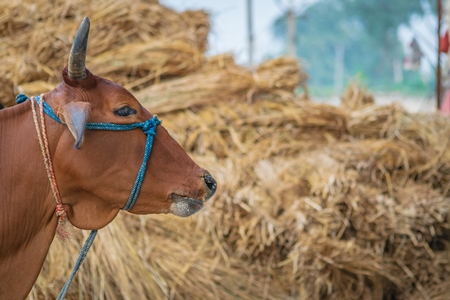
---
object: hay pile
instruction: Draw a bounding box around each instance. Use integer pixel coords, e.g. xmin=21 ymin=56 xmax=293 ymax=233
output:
xmin=157 ymin=89 xmax=450 ymax=299
xmin=3 ymin=1 xmax=445 ymax=299
xmin=137 ymin=54 xmax=307 ymax=114
xmin=0 ymin=0 xmax=208 ymax=107
xmin=340 ymin=82 xmax=375 ymax=110
xmin=141 ymin=80 xmax=450 ymax=299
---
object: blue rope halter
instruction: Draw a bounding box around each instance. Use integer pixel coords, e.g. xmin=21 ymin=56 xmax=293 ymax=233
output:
xmin=16 ymin=94 xmax=161 ymax=299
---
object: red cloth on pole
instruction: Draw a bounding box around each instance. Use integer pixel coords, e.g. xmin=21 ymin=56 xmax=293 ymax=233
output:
xmin=440 ymin=31 xmax=449 ymax=53
xmin=440 ymin=90 xmax=450 ymax=115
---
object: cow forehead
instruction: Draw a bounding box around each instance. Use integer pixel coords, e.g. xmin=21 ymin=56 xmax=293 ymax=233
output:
xmin=97 ymin=78 xmax=140 ymax=105
xmin=52 ymin=70 xmax=151 ymax=122
xmin=59 ymin=68 xmax=138 ymax=105
xmin=76 ymin=72 xmax=133 ymax=99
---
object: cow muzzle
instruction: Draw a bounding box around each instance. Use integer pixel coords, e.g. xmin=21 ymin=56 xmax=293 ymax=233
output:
xmin=170 ymin=172 xmax=217 ymax=217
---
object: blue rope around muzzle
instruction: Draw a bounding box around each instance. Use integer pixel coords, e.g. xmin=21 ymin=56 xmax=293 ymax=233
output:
xmin=16 ymin=94 xmax=161 ymax=299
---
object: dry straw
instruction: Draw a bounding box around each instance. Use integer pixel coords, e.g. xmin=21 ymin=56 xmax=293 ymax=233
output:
xmin=340 ymin=81 xmax=375 ymax=110
xmin=158 ymin=87 xmax=450 ymax=299
xmin=0 ymin=0 xmax=207 ymax=107
xmin=138 ymin=54 xmax=307 ymax=114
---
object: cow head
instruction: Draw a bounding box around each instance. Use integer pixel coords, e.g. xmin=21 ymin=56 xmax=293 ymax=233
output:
xmin=43 ymin=17 xmax=216 ymax=230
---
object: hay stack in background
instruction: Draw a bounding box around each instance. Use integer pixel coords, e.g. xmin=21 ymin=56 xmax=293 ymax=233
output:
xmin=0 ymin=0 xmax=208 ymax=107
xmin=253 ymin=56 xmax=308 ymax=99
xmin=162 ymin=98 xmax=348 ymax=158
xmin=158 ymin=98 xmax=450 ymax=299
xmin=139 ymin=54 xmax=307 ymax=114
xmin=340 ymin=82 xmax=375 ymax=110
xmin=137 ymin=54 xmax=254 ymax=114
xmin=159 ymin=98 xmax=450 ymax=299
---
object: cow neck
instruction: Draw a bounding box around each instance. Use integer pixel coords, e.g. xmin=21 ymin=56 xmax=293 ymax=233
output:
xmin=16 ymin=93 xmax=161 ymax=299
xmin=0 ymin=99 xmax=58 ymax=299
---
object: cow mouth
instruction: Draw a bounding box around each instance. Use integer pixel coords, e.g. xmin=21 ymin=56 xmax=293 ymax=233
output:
xmin=169 ymin=194 xmax=204 ymax=217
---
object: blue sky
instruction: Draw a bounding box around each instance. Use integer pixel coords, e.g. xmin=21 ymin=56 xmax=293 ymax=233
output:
xmin=161 ymin=0 xmax=285 ymax=65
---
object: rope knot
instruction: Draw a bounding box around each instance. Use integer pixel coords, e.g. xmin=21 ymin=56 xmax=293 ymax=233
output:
xmin=142 ymin=116 xmax=161 ymax=136
xmin=16 ymin=94 xmax=29 ymax=104
xmin=55 ymin=203 xmax=67 ymax=220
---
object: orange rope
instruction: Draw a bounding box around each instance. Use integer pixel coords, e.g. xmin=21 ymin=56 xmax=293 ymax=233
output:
xmin=31 ymin=95 xmax=73 ymax=240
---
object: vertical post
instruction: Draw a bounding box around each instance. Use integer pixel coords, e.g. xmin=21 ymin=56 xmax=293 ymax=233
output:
xmin=247 ymin=0 xmax=254 ymax=68
xmin=334 ymin=44 xmax=344 ymax=93
xmin=393 ymin=59 xmax=403 ymax=84
xmin=437 ymin=0 xmax=442 ymax=110
xmin=287 ymin=0 xmax=296 ymax=56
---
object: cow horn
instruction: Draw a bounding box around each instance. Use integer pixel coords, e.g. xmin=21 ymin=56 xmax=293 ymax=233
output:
xmin=61 ymin=102 xmax=91 ymax=149
xmin=68 ymin=17 xmax=90 ymax=80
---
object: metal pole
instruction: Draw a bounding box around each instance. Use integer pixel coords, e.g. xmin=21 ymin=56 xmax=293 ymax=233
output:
xmin=247 ymin=0 xmax=254 ymax=68
xmin=287 ymin=0 xmax=296 ymax=56
xmin=437 ymin=0 xmax=442 ymax=110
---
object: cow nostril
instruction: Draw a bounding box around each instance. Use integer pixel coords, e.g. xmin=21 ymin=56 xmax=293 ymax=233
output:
xmin=203 ymin=174 xmax=217 ymax=195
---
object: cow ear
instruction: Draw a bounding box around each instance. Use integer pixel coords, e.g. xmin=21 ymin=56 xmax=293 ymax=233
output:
xmin=61 ymin=102 xmax=91 ymax=149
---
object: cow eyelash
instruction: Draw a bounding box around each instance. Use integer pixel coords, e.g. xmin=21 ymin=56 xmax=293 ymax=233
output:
xmin=114 ymin=106 xmax=137 ymax=117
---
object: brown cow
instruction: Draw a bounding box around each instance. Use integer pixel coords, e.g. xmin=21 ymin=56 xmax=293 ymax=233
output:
xmin=0 ymin=17 xmax=216 ymax=299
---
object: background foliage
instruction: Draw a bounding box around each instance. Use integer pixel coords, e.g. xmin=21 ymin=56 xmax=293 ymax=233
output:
xmin=272 ymin=0 xmax=437 ymax=94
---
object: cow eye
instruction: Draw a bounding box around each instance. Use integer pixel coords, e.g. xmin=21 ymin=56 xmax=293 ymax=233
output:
xmin=114 ymin=106 xmax=137 ymax=117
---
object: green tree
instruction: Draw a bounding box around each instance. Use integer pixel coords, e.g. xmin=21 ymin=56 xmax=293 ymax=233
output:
xmin=272 ymin=0 xmax=436 ymax=92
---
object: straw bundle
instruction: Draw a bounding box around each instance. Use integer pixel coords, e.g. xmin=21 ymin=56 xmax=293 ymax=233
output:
xmin=340 ymin=82 xmax=375 ymax=110
xmin=253 ymin=56 xmax=308 ymax=98
xmin=271 ymin=146 xmax=450 ymax=299
xmin=160 ymin=98 xmax=347 ymax=159
xmin=0 ymin=0 xmax=209 ymax=107
xmin=137 ymin=54 xmax=254 ymax=114
xmin=139 ymin=54 xmax=307 ymax=114
xmin=409 ymin=279 xmax=450 ymax=300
